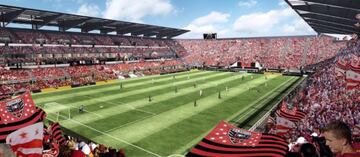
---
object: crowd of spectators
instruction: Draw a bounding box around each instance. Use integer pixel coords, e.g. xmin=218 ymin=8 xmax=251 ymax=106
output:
xmin=177 ymin=36 xmax=345 ymax=69
xmin=0 ymin=60 xmax=185 ymax=97
xmin=265 ymin=39 xmax=360 ymax=157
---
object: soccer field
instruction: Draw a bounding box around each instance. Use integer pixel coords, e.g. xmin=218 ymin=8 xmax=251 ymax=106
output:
xmin=32 ymin=70 xmax=299 ymax=156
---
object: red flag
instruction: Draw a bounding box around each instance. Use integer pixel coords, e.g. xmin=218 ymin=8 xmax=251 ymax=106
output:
xmin=42 ymin=142 xmax=59 ymax=157
xmin=0 ymin=92 xmax=46 ymax=142
xmin=0 ymin=92 xmax=37 ymax=124
xmin=275 ymin=116 xmax=295 ymax=136
xmin=50 ymin=122 xmax=66 ymax=145
xmin=346 ymin=69 xmax=360 ymax=90
xmin=276 ymin=101 xmax=305 ymax=122
xmin=6 ymin=122 xmax=43 ymax=157
xmin=186 ymin=121 xmax=288 ymax=157
xmin=335 ymin=59 xmax=349 ymax=77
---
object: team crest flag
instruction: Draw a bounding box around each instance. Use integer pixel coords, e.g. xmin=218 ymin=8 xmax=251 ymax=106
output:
xmin=186 ymin=120 xmax=288 ymax=157
xmin=0 ymin=92 xmax=46 ymax=143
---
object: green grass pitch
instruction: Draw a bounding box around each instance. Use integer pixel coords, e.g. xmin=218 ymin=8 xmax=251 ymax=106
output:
xmin=32 ymin=70 xmax=299 ymax=156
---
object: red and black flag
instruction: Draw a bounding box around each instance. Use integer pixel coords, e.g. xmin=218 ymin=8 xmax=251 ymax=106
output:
xmin=50 ymin=122 xmax=66 ymax=145
xmin=276 ymin=100 xmax=306 ymax=122
xmin=186 ymin=121 xmax=288 ymax=157
xmin=0 ymin=92 xmax=46 ymax=143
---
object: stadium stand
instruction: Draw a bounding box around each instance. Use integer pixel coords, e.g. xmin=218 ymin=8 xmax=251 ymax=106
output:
xmin=177 ymin=36 xmax=345 ymax=69
xmin=263 ymin=38 xmax=360 ymax=156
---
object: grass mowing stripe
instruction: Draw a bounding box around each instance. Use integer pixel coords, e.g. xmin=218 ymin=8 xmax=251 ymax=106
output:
xmin=82 ymin=95 xmax=157 ymax=116
xmin=39 ymin=72 xmax=232 ymax=117
xmin=33 ymin=72 xmax=209 ymax=103
xmin=89 ymin=75 xmax=277 ymax=146
xmin=33 ymin=70 xmax=202 ymax=98
xmin=80 ymin=73 xmax=254 ymax=133
xmin=34 ymin=71 xmax=215 ymax=104
xmin=60 ymin=72 xmax=249 ymax=129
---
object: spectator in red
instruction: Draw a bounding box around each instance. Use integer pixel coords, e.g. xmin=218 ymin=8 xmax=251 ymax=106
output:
xmin=323 ymin=121 xmax=360 ymax=157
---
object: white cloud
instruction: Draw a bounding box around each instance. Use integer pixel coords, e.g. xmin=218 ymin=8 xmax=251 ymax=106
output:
xmin=178 ymin=11 xmax=231 ymax=38
xmin=278 ymin=0 xmax=287 ymax=7
xmin=192 ymin=12 xmax=230 ymax=26
xmin=282 ymin=19 xmax=314 ymax=35
xmin=103 ymin=0 xmax=174 ymax=23
xmin=238 ymin=0 xmax=258 ymax=8
xmin=75 ymin=3 xmax=101 ymax=17
xmin=233 ymin=7 xmax=311 ymax=36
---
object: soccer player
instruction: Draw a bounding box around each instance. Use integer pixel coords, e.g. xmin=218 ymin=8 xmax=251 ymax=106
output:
xmin=194 ymin=99 xmax=197 ymax=107
xmin=199 ymin=89 xmax=203 ymax=97
xmin=218 ymin=91 xmax=221 ymax=99
xmin=148 ymin=95 xmax=152 ymax=102
xmin=79 ymin=105 xmax=84 ymax=113
xmin=323 ymin=121 xmax=360 ymax=157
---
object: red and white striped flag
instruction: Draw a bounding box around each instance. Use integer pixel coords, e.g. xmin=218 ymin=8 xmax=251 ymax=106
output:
xmin=276 ymin=100 xmax=306 ymax=122
xmin=275 ymin=116 xmax=295 ymax=136
xmin=346 ymin=68 xmax=360 ymax=90
xmin=6 ymin=122 xmax=43 ymax=157
xmin=335 ymin=58 xmax=348 ymax=77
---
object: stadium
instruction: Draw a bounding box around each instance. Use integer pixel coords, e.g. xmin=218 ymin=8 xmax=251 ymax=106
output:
xmin=0 ymin=0 xmax=359 ymax=157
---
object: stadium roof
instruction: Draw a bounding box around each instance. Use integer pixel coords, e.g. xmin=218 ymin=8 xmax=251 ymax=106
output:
xmin=0 ymin=4 xmax=189 ymax=38
xmin=285 ymin=0 xmax=360 ymax=35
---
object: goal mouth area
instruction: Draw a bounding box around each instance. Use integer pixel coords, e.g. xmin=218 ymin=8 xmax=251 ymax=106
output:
xmin=43 ymin=102 xmax=71 ymax=120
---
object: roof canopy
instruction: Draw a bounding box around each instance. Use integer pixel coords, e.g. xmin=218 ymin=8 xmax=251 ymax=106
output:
xmin=0 ymin=4 xmax=189 ymax=38
xmin=285 ymin=0 xmax=360 ymax=35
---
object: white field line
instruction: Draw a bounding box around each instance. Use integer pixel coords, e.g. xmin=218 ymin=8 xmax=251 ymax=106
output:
xmin=46 ymin=102 xmax=103 ymax=118
xmin=46 ymin=116 xmax=161 ymax=157
xmin=82 ymin=95 xmax=157 ymax=116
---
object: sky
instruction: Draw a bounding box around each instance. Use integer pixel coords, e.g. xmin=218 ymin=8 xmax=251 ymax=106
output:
xmin=0 ymin=0 xmax=318 ymax=39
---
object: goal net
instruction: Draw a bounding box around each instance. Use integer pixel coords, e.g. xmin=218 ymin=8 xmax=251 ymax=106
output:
xmin=43 ymin=102 xmax=71 ymax=121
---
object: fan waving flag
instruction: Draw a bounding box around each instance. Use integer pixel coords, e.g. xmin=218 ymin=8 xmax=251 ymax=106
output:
xmin=346 ymin=58 xmax=360 ymax=90
xmin=50 ymin=122 xmax=66 ymax=145
xmin=276 ymin=100 xmax=306 ymax=122
xmin=0 ymin=92 xmax=46 ymax=142
xmin=335 ymin=58 xmax=349 ymax=78
xmin=186 ymin=121 xmax=288 ymax=157
xmin=6 ymin=122 xmax=43 ymax=157
xmin=275 ymin=116 xmax=295 ymax=136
